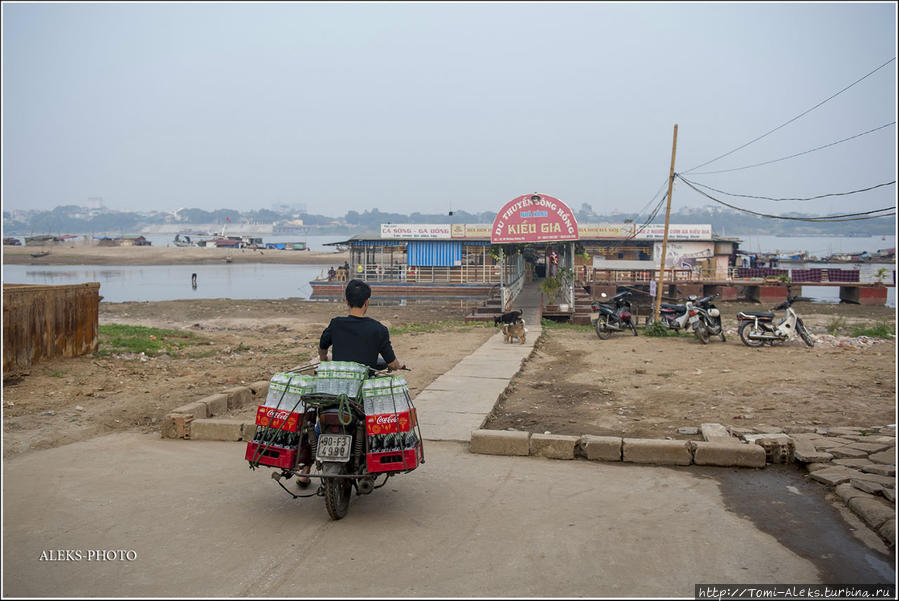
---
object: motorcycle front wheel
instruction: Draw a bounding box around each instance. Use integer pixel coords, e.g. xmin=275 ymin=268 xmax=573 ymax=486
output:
xmin=323 ymin=463 xmax=352 ymax=520
xmin=796 ymin=318 xmax=815 ymax=347
xmin=738 ymin=321 xmax=766 ymax=348
xmin=629 ymin=319 xmax=638 ymax=336
xmin=595 ymin=318 xmax=612 ymax=340
xmin=695 ymin=323 xmax=710 ymax=344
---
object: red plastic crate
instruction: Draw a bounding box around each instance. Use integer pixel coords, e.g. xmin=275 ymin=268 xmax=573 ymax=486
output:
xmin=245 ymin=441 xmax=297 ymax=469
xmin=254 ymin=405 xmax=305 ymax=432
xmin=365 ymin=408 xmax=417 ymax=436
xmin=366 ymin=444 xmax=422 ymax=473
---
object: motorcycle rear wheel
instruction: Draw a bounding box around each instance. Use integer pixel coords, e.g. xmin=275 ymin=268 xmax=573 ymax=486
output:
xmin=796 ymin=319 xmax=815 ymax=347
xmin=738 ymin=321 xmax=765 ymax=348
xmin=323 ymin=463 xmax=352 ymax=520
xmin=595 ymin=318 xmax=611 ymax=340
xmin=695 ymin=323 xmax=710 ymax=344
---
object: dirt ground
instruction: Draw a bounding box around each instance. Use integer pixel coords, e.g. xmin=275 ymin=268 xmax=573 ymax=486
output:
xmin=1 ymin=299 xmax=492 ymax=458
xmin=486 ymin=301 xmax=897 ymax=439
xmin=2 ymin=244 xmax=348 ymax=266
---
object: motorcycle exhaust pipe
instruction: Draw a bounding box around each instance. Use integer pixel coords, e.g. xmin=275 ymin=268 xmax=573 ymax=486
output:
xmin=748 ymin=333 xmax=781 ymax=341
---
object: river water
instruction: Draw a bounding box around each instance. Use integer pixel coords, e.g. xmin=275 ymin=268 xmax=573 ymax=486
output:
xmin=2 ymin=234 xmax=894 ymax=305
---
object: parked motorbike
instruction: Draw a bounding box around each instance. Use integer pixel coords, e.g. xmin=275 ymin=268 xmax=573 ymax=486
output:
xmin=692 ymin=294 xmax=726 ymax=344
xmin=246 ymin=359 xmax=423 ymax=520
xmin=590 ymin=290 xmax=638 ymax=339
xmin=647 ymin=295 xmax=695 ymax=331
xmin=736 ymin=294 xmax=814 ymax=348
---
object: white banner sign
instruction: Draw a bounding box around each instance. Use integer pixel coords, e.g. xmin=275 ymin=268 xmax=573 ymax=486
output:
xmin=380 ymin=224 xmax=452 ymax=239
xmin=633 ymin=224 xmax=712 ymax=240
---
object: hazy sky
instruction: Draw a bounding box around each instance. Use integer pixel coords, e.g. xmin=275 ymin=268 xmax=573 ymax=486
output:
xmin=2 ymin=2 xmax=896 ymax=219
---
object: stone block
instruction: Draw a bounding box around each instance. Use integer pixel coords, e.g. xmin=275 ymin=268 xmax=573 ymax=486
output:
xmin=579 ymin=435 xmax=622 ymax=462
xmin=805 ymin=463 xmax=832 ymax=473
xmin=199 ymin=393 xmax=229 ymax=417
xmin=829 ymin=426 xmax=865 ymax=436
xmin=161 ymin=413 xmax=193 ymax=439
xmin=878 ymin=520 xmax=895 ymax=547
xmin=241 ymin=422 xmax=259 ymax=441
xmin=530 ymin=434 xmax=579 ymax=460
xmin=868 ymin=449 xmax=896 ymax=465
xmin=835 ymin=483 xmax=875 ymax=503
xmin=752 ymin=437 xmax=794 ymax=464
xmin=676 ymin=427 xmax=699 ymax=435
xmin=851 ymin=479 xmax=883 ymax=495
xmin=727 ymin=426 xmax=756 ymax=437
xmin=470 ymin=430 xmax=530 ymax=456
xmin=810 ymin=468 xmax=860 ymax=487
xmin=170 ymin=401 xmax=208 ymax=420
xmin=883 ymin=488 xmax=895 ymax=504
xmin=848 ymin=442 xmax=893 ymax=454
xmin=829 ymin=447 xmax=869 ymax=459
xmin=622 ymin=438 xmax=692 ymax=466
xmin=222 ymin=386 xmax=254 ymax=410
xmin=701 ymin=423 xmax=734 ymax=442
xmin=692 ymin=442 xmax=766 ymax=468
xmin=863 ymin=464 xmax=897 ymax=477
xmin=190 ymin=418 xmax=245 ymax=441
xmin=851 ymin=473 xmax=896 ymax=488
xmin=793 ymin=439 xmax=833 ymax=464
xmin=832 ymin=458 xmax=874 ymax=468
xmin=847 ymin=497 xmax=894 ymax=530
xmin=743 ymin=433 xmax=792 ymax=444
xmin=248 ymin=380 xmax=270 ymax=400
xmin=817 ymin=436 xmax=856 ymax=445
xmin=783 ymin=426 xmax=817 ymax=434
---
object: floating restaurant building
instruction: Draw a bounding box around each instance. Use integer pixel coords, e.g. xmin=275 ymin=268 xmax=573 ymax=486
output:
xmin=311 ymin=193 xmax=749 ymax=311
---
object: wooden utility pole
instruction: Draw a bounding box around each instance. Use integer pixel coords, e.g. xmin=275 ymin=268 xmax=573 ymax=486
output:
xmin=653 ymin=124 xmax=678 ymax=323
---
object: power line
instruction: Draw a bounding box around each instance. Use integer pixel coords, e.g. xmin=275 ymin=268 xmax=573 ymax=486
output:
xmin=676 ymin=175 xmax=895 ymax=222
xmin=679 ymin=175 xmax=897 ymax=202
xmin=682 ymin=57 xmax=897 ymax=174
xmin=689 ymin=121 xmax=896 ymax=175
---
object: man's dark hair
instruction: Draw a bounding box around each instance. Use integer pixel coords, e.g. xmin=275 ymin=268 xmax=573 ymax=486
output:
xmin=345 ymin=279 xmax=371 ymax=308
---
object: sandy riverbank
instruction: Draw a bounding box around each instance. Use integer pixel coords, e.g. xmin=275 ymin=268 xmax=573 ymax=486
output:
xmin=2 ymin=244 xmax=349 ymax=266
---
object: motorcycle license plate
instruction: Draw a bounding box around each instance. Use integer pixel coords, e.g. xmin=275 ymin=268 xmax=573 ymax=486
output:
xmin=316 ymin=434 xmax=352 ymax=462
xmin=689 ymin=315 xmax=699 ymax=324
xmin=590 ymin=312 xmax=599 ymax=322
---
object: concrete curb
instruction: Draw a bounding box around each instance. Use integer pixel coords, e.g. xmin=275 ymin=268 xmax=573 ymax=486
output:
xmin=161 ymin=383 xmax=266 ymax=440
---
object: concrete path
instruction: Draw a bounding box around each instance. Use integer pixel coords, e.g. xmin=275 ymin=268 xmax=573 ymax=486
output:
xmin=3 ymin=434 xmax=828 ymax=598
xmin=414 ymin=279 xmax=542 ymax=442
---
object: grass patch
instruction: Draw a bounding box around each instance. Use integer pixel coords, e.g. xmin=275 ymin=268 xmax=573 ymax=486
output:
xmin=390 ymin=320 xmax=494 ymax=335
xmin=850 ymin=320 xmax=895 ymax=339
xmin=826 ymin=316 xmax=848 ymax=335
xmin=643 ymin=321 xmax=673 ymax=337
xmin=98 ymin=324 xmax=206 ymax=357
xmin=541 ymin=318 xmax=595 ymax=333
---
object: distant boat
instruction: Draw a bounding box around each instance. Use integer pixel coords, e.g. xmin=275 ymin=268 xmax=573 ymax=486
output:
xmin=30 ymin=250 xmax=50 ymax=258
xmin=224 ymin=255 xmax=233 ymax=263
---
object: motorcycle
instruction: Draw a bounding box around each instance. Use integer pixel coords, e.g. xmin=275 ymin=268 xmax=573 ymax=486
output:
xmin=692 ymin=294 xmax=726 ymax=344
xmin=246 ymin=359 xmax=423 ymax=520
xmin=736 ymin=293 xmax=815 ymax=348
xmin=590 ymin=290 xmax=638 ymax=339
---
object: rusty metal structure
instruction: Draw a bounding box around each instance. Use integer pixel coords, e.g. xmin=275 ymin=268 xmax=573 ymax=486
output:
xmin=3 ymin=283 xmax=100 ymax=372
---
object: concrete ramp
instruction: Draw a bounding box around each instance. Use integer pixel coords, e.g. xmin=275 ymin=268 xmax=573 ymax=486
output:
xmin=415 ymin=280 xmax=542 ymax=442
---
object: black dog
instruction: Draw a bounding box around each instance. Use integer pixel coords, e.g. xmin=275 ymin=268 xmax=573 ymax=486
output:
xmin=494 ymin=310 xmax=522 ymax=327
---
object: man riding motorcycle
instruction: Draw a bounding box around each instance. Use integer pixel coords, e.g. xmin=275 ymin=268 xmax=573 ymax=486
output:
xmin=294 ymin=279 xmax=405 ymax=486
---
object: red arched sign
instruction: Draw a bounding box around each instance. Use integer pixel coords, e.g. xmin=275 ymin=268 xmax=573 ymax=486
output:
xmin=491 ymin=193 xmax=579 ymax=243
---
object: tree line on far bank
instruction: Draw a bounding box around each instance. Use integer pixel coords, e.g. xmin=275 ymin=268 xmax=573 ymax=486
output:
xmin=3 ymin=204 xmax=894 ymax=237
